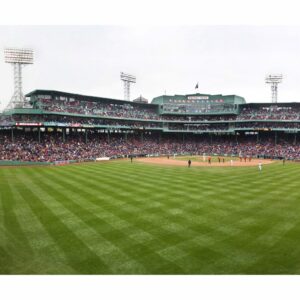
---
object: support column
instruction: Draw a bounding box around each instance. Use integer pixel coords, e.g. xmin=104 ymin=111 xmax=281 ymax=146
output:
xmin=257 ymin=132 xmax=259 ymax=143
xmin=38 ymin=127 xmax=41 ymax=143
xmin=62 ymin=128 xmax=66 ymax=143
xmin=294 ymin=133 xmax=297 ymax=145
xmin=275 ymin=131 xmax=277 ymax=145
xmin=85 ymin=129 xmax=88 ymax=143
xmin=140 ymin=131 xmax=144 ymax=142
xmin=107 ymin=130 xmax=110 ymax=143
xmin=11 ymin=128 xmax=14 ymax=142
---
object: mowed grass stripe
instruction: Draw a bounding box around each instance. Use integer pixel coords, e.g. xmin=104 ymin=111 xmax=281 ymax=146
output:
xmin=31 ymin=167 xmax=187 ymax=273
xmin=45 ymin=165 xmax=187 ymax=223
xmin=48 ymin=161 xmax=292 ymax=247
xmin=0 ymin=162 xmax=282 ymax=274
xmin=0 ymin=171 xmax=33 ymax=253
xmin=67 ymin=163 xmax=232 ymax=217
xmin=41 ymin=166 xmax=168 ymax=226
xmin=42 ymin=164 xmax=215 ymax=245
xmin=24 ymin=168 xmax=150 ymax=274
xmin=25 ymin=166 xmax=185 ymax=273
xmin=1 ymin=169 xmax=76 ymax=274
xmin=0 ymin=170 xmax=17 ymax=273
xmin=0 ymin=170 xmax=37 ymax=274
xmin=59 ymin=164 xmax=206 ymax=232
xmin=35 ymin=163 xmax=276 ymax=274
xmin=12 ymin=169 xmax=111 ymax=274
xmin=1 ymin=161 xmax=300 ymax=274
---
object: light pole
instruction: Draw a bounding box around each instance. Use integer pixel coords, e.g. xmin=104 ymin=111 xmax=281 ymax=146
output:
xmin=265 ymin=74 xmax=283 ymax=103
xmin=120 ymin=72 xmax=136 ymax=101
xmin=4 ymin=47 xmax=34 ymax=109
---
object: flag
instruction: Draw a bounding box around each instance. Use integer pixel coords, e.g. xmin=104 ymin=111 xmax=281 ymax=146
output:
xmin=195 ymin=82 xmax=198 ymax=89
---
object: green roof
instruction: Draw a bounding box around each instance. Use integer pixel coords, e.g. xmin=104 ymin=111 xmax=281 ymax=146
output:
xmin=152 ymin=93 xmax=246 ymax=105
xmin=26 ymin=90 xmax=157 ymax=108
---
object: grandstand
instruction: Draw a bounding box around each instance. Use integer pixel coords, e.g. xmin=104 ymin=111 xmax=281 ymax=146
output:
xmin=0 ymin=89 xmax=300 ymax=164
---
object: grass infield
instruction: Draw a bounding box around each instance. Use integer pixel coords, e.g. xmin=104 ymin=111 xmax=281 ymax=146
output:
xmin=0 ymin=159 xmax=299 ymax=274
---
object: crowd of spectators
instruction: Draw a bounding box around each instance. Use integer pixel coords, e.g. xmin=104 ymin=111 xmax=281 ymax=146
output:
xmin=235 ymin=122 xmax=300 ymax=129
xmin=161 ymin=115 xmax=237 ymax=122
xmin=238 ymin=106 xmax=300 ymax=120
xmin=10 ymin=114 xmax=161 ymax=129
xmin=5 ymin=100 xmax=300 ymax=129
xmin=37 ymin=98 xmax=240 ymax=122
xmin=162 ymin=103 xmax=237 ymax=114
xmin=4 ymin=113 xmax=238 ymax=125
xmin=168 ymin=123 xmax=230 ymax=131
xmin=37 ymin=98 xmax=160 ymax=120
xmin=1 ymin=131 xmax=299 ymax=162
xmin=6 ymin=112 xmax=300 ymax=132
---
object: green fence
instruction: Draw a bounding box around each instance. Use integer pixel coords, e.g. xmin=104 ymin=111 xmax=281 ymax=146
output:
xmin=0 ymin=159 xmax=91 ymax=167
xmin=0 ymin=161 xmax=52 ymax=166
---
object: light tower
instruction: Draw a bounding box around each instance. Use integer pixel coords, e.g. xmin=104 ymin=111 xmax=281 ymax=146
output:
xmin=4 ymin=47 xmax=34 ymax=109
xmin=265 ymin=74 xmax=283 ymax=103
xmin=120 ymin=72 xmax=136 ymax=101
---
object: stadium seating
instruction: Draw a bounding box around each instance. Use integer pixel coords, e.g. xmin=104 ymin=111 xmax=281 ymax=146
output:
xmin=1 ymin=91 xmax=300 ymax=162
xmin=0 ymin=130 xmax=299 ymax=162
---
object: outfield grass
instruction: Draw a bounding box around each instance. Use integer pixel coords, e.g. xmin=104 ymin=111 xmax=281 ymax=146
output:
xmin=0 ymin=160 xmax=299 ymax=274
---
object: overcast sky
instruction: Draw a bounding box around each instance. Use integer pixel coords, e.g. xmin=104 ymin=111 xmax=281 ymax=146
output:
xmin=1 ymin=25 xmax=300 ymax=110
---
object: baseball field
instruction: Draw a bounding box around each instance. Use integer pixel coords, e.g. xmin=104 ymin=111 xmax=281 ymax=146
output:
xmin=0 ymin=158 xmax=299 ymax=274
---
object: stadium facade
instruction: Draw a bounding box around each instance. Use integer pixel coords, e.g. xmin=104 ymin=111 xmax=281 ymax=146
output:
xmin=152 ymin=93 xmax=245 ymax=114
xmin=0 ymin=89 xmax=299 ymax=164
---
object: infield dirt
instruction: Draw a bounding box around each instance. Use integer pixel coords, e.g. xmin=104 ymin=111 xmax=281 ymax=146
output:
xmin=137 ymin=157 xmax=275 ymax=167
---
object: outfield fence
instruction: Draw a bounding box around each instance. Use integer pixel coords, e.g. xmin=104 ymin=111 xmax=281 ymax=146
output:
xmin=0 ymin=161 xmax=52 ymax=166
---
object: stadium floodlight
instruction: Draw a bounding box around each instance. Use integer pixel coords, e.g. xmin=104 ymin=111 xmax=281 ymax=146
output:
xmin=265 ymin=74 xmax=283 ymax=103
xmin=120 ymin=72 xmax=136 ymax=101
xmin=4 ymin=47 xmax=34 ymax=109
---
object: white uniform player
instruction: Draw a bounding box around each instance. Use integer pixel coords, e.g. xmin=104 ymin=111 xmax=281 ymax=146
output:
xmin=258 ymin=162 xmax=262 ymax=171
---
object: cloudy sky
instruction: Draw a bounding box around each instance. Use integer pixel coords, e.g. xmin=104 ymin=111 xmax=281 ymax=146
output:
xmin=1 ymin=25 xmax=300 ymax=110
